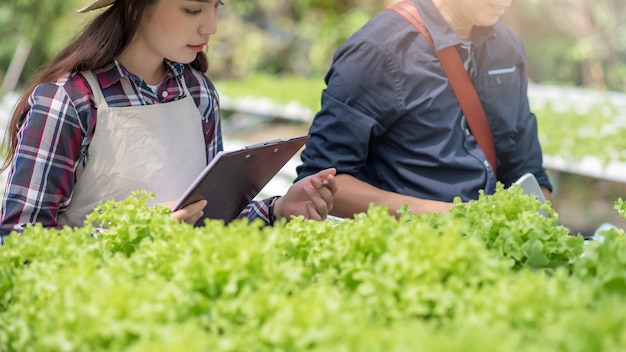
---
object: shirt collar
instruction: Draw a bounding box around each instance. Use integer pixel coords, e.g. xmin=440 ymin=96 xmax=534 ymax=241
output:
xmin=415 ymin=0 xmax=496 ymax=50
xmin=92 ymin=59 xmax=186 ymax=89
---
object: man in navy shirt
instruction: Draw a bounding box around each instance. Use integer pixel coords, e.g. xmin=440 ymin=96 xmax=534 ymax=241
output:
xmin=296 ymin=0 xmax=552 ymax=217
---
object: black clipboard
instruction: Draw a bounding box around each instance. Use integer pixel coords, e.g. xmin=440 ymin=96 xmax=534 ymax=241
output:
xmin=172 ymin=135 xmax=310 ymax=226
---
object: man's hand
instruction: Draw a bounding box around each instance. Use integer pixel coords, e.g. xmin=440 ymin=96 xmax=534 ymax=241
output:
xmin=273 ymin=168 xmax=338 ymax=221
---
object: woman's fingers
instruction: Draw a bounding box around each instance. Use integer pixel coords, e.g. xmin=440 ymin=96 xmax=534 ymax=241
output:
xmin=169 ymin=199 xmax=207 ymax=225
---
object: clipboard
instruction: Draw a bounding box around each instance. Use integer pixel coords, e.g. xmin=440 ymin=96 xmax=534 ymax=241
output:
xmin=172 ymin=135 xmax=310 ymax=226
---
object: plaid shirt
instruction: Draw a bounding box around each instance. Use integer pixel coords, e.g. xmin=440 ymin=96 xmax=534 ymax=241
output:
xmin=1 ymin=60 xmax=274 ymax=239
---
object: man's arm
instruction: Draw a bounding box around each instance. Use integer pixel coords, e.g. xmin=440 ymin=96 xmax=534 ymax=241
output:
xmin=331 ymin=174 xmax=454 ymax=218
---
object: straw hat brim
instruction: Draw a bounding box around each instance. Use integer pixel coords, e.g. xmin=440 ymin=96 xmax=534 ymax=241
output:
xmin=76 ymin=0 xmax=116 ymax=13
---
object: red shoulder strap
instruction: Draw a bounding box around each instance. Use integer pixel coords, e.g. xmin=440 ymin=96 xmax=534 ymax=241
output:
xmin=386 ymin=0 xmax=497 ymax=177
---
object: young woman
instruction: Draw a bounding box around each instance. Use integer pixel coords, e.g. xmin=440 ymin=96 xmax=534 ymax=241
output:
xmin=0 ymin=0 xmax=337 ymax=239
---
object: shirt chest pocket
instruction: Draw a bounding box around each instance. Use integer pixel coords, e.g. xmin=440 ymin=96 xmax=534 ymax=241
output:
xmin=476 ymin=65 xmax=522 ymax=154
xmin=485 ymin=66 xmax=518 ymax=86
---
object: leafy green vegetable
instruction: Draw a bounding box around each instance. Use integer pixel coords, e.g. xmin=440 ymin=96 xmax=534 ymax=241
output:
xmin=1 ymin=189 xmax=625 ymax=351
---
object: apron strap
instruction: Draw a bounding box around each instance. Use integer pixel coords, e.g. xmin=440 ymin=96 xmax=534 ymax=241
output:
xmin=81 ymin=70 xmax=107 ymax=108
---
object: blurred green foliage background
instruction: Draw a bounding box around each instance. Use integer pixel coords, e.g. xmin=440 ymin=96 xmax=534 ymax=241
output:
xmin=1 ymin=0 xmax=625 ymax=92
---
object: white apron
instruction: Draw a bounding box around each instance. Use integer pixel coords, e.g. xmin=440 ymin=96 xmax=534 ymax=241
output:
xmin=58 ymin=71 xmax=207 ymax=227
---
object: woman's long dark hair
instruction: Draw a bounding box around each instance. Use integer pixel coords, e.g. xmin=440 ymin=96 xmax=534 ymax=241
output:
xmin=1 ymin=0 xmax=208 ymax=171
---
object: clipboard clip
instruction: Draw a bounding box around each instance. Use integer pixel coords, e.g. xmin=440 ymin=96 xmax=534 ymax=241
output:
xmin=244 ymin=139 xmax=283 ymax=149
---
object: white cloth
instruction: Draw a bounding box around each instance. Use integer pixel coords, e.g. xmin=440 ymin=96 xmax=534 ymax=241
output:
xmin=58 ymin=71 xmax=206 ymax=226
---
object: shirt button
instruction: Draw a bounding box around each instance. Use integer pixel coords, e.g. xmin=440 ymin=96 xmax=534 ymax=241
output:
xmin=484 ymin=160 xmax=490 ymax=167
xmin=161 ymin=91 xmax=168 ymax=98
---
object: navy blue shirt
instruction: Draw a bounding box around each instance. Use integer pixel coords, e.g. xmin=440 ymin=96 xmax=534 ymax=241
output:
xmin=296 ymin=0 xmax=552 ymax=202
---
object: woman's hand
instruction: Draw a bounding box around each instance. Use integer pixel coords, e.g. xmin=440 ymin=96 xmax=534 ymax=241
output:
xmin=273 ymin=168 xmax=338 ymax=221
xmin=160 ymin=199 xmax=208 ymax=225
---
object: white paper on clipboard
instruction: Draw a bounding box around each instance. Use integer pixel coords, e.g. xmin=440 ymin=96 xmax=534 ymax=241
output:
xmin=172 ymin=135 xmax=310 ymax=226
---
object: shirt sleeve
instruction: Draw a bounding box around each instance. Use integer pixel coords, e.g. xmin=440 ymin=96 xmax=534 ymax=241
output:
xmin=195 ymin=72 xmax=223 ymax=162
xmin=296 ymin=40 xmax=405 ymax=181
xmin=0 ymin=83 xmax=86 ymax=237
xmin=237 ymin=196 xmax=278 ymax=225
